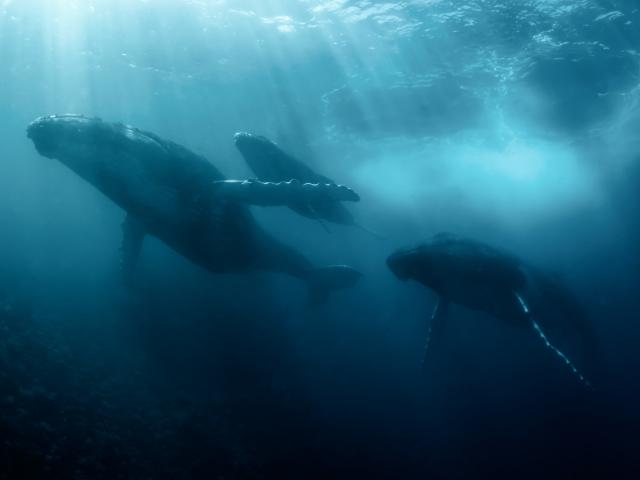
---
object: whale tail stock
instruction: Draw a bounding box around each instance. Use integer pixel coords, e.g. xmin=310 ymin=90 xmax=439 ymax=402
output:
xmin=306 ymin=265 xmax=362 ymax=305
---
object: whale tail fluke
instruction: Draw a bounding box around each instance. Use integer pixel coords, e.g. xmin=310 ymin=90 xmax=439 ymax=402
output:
xmin=307 ymin=265 xmax=362 ymax=305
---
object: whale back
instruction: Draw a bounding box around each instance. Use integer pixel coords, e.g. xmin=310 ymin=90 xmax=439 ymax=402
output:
xmin=427 ymin=233 xmax=527 ymax=291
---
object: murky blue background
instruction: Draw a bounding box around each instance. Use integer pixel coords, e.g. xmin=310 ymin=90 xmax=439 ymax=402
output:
xmin=0 ymin=1 xmax=638 ymax=478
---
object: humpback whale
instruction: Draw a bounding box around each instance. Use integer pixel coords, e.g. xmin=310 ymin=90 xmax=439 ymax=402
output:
xmin=387 ymin=233 xmax=596 ymax=387
xmin=234 ymin=132 xmax=371 ymax=233
xmin=27 ymin=115 xmax=361 ymax=303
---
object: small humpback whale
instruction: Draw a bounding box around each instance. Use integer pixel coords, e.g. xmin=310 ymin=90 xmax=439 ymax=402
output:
xmin=234 ymin=132 xmax=377 ymax=235
xmin=387 ymin=233 xmax=596 ymax=387
xmin=27 ymin=115 xmax=361 ymax=304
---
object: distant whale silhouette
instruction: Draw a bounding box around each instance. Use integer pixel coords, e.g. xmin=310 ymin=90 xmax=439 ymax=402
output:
xmin=27 ymin=115 xmax=361 ymax=304
xmin=387 ymin=233 xmax=596 ymax=387
xmin=234 ymin=132 xmax=381 ymax=236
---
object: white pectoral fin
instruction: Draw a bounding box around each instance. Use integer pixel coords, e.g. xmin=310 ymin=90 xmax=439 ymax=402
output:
xmin=120 ymin=214 xmax=146 ymax=284
xmin=309 ymin=181 xmax=360 ymax=203
xmin=421 ymin=298 xmax=449 ymax=372
xmin=212 ymin=179 xmax=360 ymax=207
xmin=513 ymin=291 xmax=592 ymax=389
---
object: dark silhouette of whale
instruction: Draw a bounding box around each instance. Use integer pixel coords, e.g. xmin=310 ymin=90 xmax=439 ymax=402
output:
xmin=27 ymin=115 xmax=361 ymax=303
xmin=387 ymin=233 xmax=596 ymax=387
xmin=234 ymin=132 xmax=378 ymax=236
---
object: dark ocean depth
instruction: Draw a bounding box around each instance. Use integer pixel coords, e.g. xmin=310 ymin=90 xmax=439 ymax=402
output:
xmin=0 ymin=1 xmax=639 ymax=478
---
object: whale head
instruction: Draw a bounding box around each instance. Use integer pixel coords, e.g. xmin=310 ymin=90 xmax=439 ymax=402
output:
xmin=233 ymin=132 xmax=284 ymax=180
xmin=387 ymin=247 xmax=418 ymax=281
xmin=27 ymin=115 xmax=169 ymax=206
xmin=387 ymin=244 xmax=442 ymax=290
xmin=27 ymin=115 xmax=98 ymax=159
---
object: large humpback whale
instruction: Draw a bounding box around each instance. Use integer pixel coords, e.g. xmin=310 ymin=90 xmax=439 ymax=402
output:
xmin=27 ymin=115 xmax=361 ymax=303
xmin=387 ymin=233 xmax=596 ymax=387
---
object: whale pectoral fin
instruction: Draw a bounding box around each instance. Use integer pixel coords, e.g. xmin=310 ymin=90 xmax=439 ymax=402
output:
xmin=211 ymin=179 xmax=360 ymax=207
xmin=513 ymin=291 xmax=592 ymax=389
xmin=120 ymin=215 xmax=145 ymax=285
xmin=421 ymin=298 xmax=449 ymax=372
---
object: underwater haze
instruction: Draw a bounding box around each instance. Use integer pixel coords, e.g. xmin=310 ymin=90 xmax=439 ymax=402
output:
xmin=1 ymin=0 xmax=639 ymax=478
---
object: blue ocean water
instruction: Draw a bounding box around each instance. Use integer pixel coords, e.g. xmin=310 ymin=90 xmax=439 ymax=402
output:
xmin=0 ymin=1 xmax=639 ymax=478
